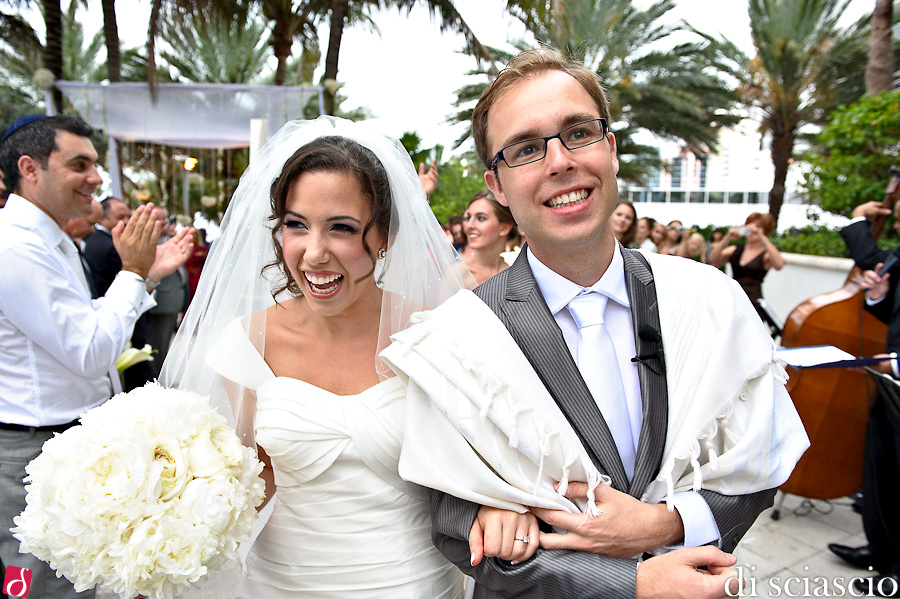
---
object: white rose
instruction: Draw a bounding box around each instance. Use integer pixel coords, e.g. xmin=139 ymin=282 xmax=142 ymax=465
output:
xmin=151 ymin=437 xmax=191 ymax=502
xmin=210 ymin=424 xmax=244 ymax=469
xmin=185 ymin=434 xmax=225 ymax=478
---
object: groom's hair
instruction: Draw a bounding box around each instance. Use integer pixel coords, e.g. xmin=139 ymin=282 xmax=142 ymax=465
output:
xmin=265 ymin=136 xmax=392 ymax=298
xmin=471 ymin=47 xmax=611 ymax=170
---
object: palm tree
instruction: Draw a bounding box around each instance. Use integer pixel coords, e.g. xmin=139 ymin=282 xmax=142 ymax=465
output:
xmin=41 ymin=0 xmax=63 ymax=111
xmin=100 ymin=0 xmax=121 ymax=82
xmin=744 ymin=0 xmax=852 ymax=224
xmin=866 ymin=0 xmax=893 ymax=95
xmin=452 ymin=0 xmax=742 ymax=183
xmin=0 ymin=8 xmax=45 ymax=120
xmin=158 ymin=3 xmax=272 ymax=83
xmin=0 ymin=0 xmax=64 ymax=111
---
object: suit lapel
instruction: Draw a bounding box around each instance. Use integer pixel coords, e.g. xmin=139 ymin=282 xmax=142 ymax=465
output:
xmin=622 ymin=249 xmax=668 ymax=498
xmin=498 ymin=252 xmax=630 ymax=490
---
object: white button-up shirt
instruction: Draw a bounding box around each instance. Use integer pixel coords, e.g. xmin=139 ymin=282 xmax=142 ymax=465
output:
xmin=0 ymin=194 xmax=155 ymax=426
xmin=528 ymin=245 xmax=719 ymax=547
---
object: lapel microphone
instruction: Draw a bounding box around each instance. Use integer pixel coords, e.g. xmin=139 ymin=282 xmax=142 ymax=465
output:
xmin=632 ymin=324 xmax=665 ymax=375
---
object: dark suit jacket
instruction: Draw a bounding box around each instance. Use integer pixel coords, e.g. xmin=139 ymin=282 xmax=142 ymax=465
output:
xmin=82 ymin=228 xmax=154 ymax=389
xmin=841 ymin=220 xmax=900 ymax=352
xmin=82 ymin=228 xmax=121 ymax=296
xmin=430 ymin=246 xmax=776 ymax=598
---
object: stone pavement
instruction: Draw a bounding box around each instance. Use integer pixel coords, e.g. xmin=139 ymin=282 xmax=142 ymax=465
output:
xmin=736 ymin=491 xmax=871 ymax=598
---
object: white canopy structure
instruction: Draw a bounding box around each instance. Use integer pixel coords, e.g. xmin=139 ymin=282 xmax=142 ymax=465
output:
xmin=55 ymin=81 xmax=325 ymax=198
xmin=57 ymin=81 xmax=324 ymax=148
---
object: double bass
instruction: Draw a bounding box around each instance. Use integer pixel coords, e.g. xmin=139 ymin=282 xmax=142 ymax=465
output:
xmin=779 ymin=170 xmax=900 ymax=500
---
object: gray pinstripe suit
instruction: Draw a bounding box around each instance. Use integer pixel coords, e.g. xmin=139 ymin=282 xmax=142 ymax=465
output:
xmin=429 ymin=246 xmax=776 ymax=598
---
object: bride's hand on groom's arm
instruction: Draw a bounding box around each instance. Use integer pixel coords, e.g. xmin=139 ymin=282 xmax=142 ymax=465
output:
xmin=529 ymin=482 xmax=684 ymax=558
xmin=468 ymin=506 xmax=539 ymax=566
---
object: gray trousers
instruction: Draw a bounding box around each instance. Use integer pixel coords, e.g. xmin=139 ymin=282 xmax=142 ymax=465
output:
xmin=0 ymin=428 xmax=95 ymax=599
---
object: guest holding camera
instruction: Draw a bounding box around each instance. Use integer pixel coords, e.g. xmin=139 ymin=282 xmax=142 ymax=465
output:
xmin=709 ymin=212 xmax=785 ymax=322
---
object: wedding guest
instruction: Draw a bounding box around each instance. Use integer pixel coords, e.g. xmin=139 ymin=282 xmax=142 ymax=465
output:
xmin=145 ymin=213 xmax=188 ymax=378
xmin=161 ymin=117 xmax=474 ymax=597
xmin=84 ymin=199 xmax=193 ymax=389
xmin=461 ymin=190 xmax=518 ymax=284
xmin=62 ymin=198 xmax=103 ymax=249
xmin=708 ymin=212 xmax=785 ymax=321
xmin=650 ymin=220 xmax=667 ymax=250
xmin=673 ymin=231 xmax=707 ymax=263
xmin=83 ymin=197 xmax=132 ymax=294
xmin=389 ymin=47 xmax=807 ymax=599
xmin=659 ymin=219 xmax=683 ymax=254
xmin=610 ymin=200 xmax=636 ymax=247
xmin=448 ymin=214 xmax=466 ymax=251
xmin=184 ymin=228 xmax=209 ymax=303
xmin=0 ymin=114 xmax=188 ymax=599
xmin=634 ymin=216 xmax=658 ymax=252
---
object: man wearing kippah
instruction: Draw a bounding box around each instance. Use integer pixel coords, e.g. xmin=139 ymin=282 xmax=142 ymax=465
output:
xmin=0 ymin=115 xmax=191 ymax=597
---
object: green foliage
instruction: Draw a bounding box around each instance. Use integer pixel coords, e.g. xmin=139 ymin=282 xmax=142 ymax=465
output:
xmin=428 ymin=155 xmax=488 ymax=226
xmin=452 ymin=0 xmax=742 ymax=186
xmin=770 ymin=226 xmax=851 ymax=257
xmin=802 ymin=91 xmax=900 ymax=217
xmin=159 ymin=3 xmax=273 ymax=83
xmin=62 ymin=0 xmax=104 ymax=82
xmin=396 ymin=129 xmax=483 ymax=225
xmin=769 ymin=225 xmax=900 ymax=257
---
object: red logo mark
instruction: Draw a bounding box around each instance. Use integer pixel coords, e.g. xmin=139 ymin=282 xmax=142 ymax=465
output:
xmin=3 ymin=566 xmax=32 ymax=597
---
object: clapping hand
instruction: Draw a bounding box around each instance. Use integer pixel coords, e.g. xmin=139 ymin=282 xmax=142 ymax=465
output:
xmin=147 ymin=227 xmax=195 ymax=283
xmin=113 ymin=203 xmax=164 ymax=279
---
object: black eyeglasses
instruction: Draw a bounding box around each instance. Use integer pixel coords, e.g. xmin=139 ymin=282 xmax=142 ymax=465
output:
xmin=489 ymin=118 xmax=609 ymax=170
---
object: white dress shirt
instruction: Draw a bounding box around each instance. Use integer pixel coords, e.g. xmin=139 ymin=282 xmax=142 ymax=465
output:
xmin=527 ymin=245 xmax=720 ymax=547
xmin=0 ymin=195 xmax=155 ymax=426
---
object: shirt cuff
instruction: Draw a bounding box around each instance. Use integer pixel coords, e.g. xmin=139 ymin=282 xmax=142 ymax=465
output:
xmin=866 ymin=294 xmax=886 ymax=306
xmin=107 ymin=270 xmax=157 ymax=313
xmin=848 ymin=216 xmax=868 ymax=225
xmin=668 ymin=491 xmax=720 ymax=548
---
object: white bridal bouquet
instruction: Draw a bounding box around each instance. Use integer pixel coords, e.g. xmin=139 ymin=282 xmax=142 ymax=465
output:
xmin=11 ymin=383 xmax=266 ymax=599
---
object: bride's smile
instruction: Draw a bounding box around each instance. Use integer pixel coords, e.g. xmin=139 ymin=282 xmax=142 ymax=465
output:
xmin=281 ymin=170 xmax=386 ymax=313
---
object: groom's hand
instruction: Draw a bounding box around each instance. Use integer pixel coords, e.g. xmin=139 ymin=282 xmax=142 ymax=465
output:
xmin=469 ymin=506 xmax=540 ymax=566
xmin=636 ymin=546 xmax=740 ymax=599
xmin=530 ymin=482 xmax=683 ymax=557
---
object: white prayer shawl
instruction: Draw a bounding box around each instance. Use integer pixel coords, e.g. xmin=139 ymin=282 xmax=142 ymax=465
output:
xmin=381 ymin=251 xmax=809 ymax=517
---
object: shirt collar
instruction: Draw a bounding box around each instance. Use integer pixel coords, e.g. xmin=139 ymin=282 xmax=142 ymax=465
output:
xmin=1 ymin=193 xmax=66 ymax=248
xmin=527 ymin=243 xmax=631 ymax=315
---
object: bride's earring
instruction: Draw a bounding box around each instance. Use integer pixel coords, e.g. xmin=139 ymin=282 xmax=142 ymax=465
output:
xmin=375 ymin=248 xmax=387 ymax=288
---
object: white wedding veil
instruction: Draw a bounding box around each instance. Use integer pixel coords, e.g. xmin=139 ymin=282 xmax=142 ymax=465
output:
xmin=160 ymin=116 xmax=474 ymax=447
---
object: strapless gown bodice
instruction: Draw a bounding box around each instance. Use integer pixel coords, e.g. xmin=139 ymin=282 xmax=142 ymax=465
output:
xmin=211 ymin=321 xmax=463 ymax=598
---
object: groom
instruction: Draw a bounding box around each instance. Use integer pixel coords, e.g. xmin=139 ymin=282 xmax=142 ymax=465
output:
xmin=427 ymin=48 xmax=798 ymax=598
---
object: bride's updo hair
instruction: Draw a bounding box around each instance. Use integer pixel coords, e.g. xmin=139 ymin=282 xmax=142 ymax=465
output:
xmin=265 ymin=135 xmax=393 ymax=297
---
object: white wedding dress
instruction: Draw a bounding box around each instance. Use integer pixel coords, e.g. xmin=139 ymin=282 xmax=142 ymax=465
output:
xmin=210 ymin=320 xmax=464 ymax=598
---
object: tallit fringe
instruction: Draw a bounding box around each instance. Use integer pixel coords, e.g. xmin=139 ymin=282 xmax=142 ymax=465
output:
xmin=413 ymin=309 xmax=610 ymax=516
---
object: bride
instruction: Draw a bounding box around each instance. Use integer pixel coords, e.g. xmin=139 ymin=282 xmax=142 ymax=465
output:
xmin=161 ymin=117 xmax=472 ymax=597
